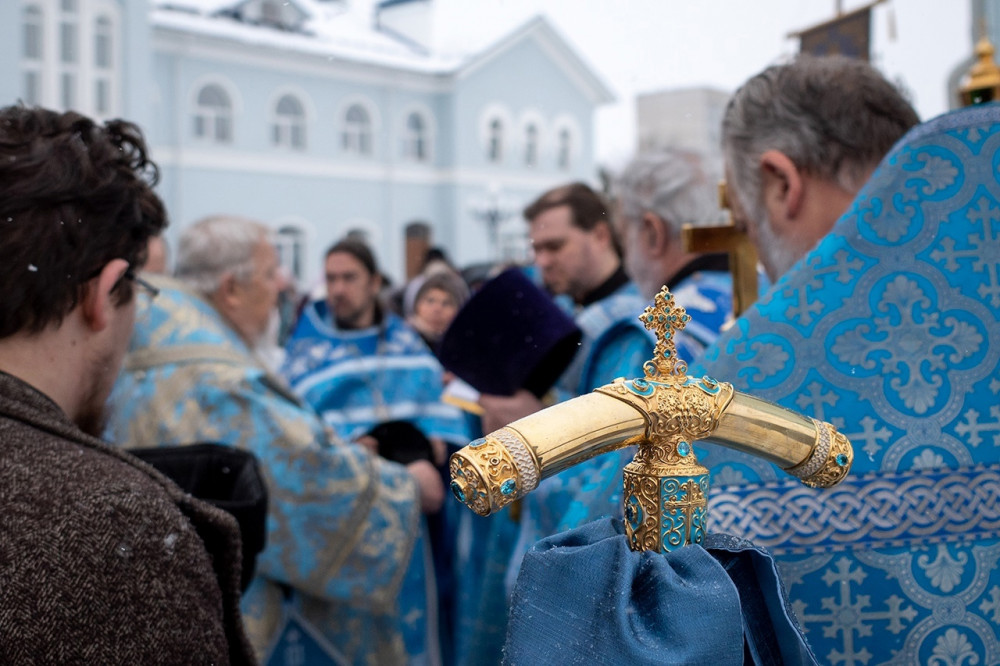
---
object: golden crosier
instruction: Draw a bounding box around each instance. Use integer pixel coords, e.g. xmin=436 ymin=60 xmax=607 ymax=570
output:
xmin=449 ymin=286 xmax=854 ymax=551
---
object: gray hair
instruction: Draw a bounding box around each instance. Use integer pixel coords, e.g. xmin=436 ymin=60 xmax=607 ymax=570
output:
xmin=174 ymin=215 xmax=274 ymax=295
xmin=723 ymin=55 xmax=919 ymax=226
xmin=614 ymin=148 xmax=720 ymax=237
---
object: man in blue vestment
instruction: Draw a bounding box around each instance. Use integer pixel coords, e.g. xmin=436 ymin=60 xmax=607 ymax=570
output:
xmin=105 ymin=216 xmax=443 ymax=666
xmin=613 ymin=148 xmax=734 ymax=360
xmin=689 ymin=58 xmax=1000 ymax=664
xmin=282 ymin=237 xmax=469 ymax=664
xmin=283 ymin=238 xmax=467 ymax=452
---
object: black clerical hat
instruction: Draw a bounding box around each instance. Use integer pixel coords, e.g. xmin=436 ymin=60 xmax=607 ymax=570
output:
xmin=438 ymin=268 xmax=581 ymax=397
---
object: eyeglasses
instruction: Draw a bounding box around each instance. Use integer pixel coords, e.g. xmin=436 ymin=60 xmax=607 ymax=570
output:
xmin=124 ymin=270 xmax=160 ymax=300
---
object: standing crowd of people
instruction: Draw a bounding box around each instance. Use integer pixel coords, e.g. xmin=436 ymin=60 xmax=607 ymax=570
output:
xmin=3 ymin=50 xmax=999 ymax=666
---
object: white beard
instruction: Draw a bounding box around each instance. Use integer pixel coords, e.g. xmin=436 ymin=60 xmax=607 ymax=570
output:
xmin=756 ymin=212 xmax=804 ymax=283
xmin=252 ymin=308 xmax=286 ymax=373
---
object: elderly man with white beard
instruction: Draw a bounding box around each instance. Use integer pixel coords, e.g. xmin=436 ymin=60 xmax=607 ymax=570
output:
xmin=104 ymin=215 xmax=443 ymax=665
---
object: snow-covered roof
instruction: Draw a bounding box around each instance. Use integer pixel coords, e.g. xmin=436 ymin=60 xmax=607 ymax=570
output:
xmin=457 ymin=16 xmax=614 ymax=105
xmin=153 ymin=0 xmax=613 ymax=102
xmin=155 ymin=0 xmax=459 ymax=71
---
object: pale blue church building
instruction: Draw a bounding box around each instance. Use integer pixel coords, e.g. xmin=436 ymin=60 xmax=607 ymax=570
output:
xmin=1 ymin=0 xmax=614 ymax=286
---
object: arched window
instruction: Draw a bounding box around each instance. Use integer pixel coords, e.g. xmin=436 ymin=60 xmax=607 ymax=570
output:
xmin=403 ymin=111 xmax=427 ymax=162
xmin=488 ymin=117 xmax=503 ymax=163
xmin=557 ymin=127 xmax=572 ymax=170
xmin=22 ymin=5 xmax=43 ymax=105
xmin=524 ymin=123 xmax=538 ymax=167
xmin=273 ymin=94 xmax=306 ymax=149
xmin=194 ymin=84 xmax=233 ymax=143
xmin=342 ymin=104 xmax=372 ymax=155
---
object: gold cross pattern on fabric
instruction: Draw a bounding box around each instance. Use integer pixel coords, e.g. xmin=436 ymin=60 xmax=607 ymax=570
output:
xmin=449 ymin=286 xmax=854 ymax=553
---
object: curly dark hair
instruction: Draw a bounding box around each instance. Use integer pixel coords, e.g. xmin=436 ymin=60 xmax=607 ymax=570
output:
xmin=0 ymin=106 xmax=168 ymax=339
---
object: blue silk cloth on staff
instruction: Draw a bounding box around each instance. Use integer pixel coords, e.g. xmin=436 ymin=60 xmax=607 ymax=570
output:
xmin=104 ymin=278 xmax=426 ymax=666
xmin=503 ymin=518 xmax=816 ymax=666
xmin=691 ymin=104 xmax=1000 ymax=665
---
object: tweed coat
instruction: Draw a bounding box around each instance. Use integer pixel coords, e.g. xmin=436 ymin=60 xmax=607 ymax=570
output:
xmin=0 ymin=371 xmax=255 ymax=665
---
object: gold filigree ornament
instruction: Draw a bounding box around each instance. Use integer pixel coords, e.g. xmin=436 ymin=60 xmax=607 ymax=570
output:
xmin=449 ymin=285 xmax=854 ymax=553
xmin=594 ymin=288 xmax=733 ymax=552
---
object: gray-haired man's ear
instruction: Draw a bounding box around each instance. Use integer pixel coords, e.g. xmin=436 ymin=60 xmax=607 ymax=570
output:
xmin=758 ymin=149 xmax=805 ymax=236
xmin=640 ymin=211 xmax=671 ymax=257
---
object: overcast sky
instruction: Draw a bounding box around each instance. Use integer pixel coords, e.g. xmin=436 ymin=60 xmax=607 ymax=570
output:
xmin=431 ymin=0 xmax=974 ymax=166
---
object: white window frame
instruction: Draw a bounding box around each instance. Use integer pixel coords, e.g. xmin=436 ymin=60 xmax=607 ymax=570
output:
xmin=342 ymin=104 xmax=371 ymax=155
xmin=524 ymin=124 xmax=539 ymax=166
xmin=553 ymin=114 xmax=582 ymax=172
xmin=57 ymin=0 xmax=79 ymax=110
xmin=22 ymin=4 xmax=44 ymax=106
xmin=399 ymin=104 xmax=434 ymax=163
xmin=488 ymin=118 xmax=504 ymax=163
xmin=271 ymin=92 xmax=307 ymax=150
xmin=557 ymin=127 xmax=572 ymax=170
xmin=92 ymin=12 xmax=117 ymax=117
xmin=192 ymin=82 xmax=235 ymax=144
xmin=338 ymin=96 xmax=379 ymax=158
xmin=275 ymin=224 xmax=307 ymax=282
xmin=518 ymin=110 xmax=546 ymax=168
xmin=477 ymin=103 xmax=513 ymax=166
xmin=20 ymin=0 xmax=121 ymax=118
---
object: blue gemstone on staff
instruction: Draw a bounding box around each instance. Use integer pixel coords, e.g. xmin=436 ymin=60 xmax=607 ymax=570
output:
xmin=500 ymin=479 xmax=517 ymax=495
xmin=450 ymin=481 xmax=466 ymax=503
xmin=836 ymin=453 xmax=849 ymax=467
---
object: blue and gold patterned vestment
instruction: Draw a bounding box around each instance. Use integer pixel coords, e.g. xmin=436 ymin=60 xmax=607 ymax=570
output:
xmin=692 ymin=104 xmax=1000 ymax=665
xmin=104 ymin=277 xmax=422 ymax=666
xmin=283 ymin=299 xmax=469 ymax=664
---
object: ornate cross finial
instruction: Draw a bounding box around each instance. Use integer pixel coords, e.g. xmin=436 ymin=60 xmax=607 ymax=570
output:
xmin=639 ymin=286 xmax=690 ymax=380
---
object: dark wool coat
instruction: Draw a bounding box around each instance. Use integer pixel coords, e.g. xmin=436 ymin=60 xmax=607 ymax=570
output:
xmin=0 ymin=371 xmax=256 ymax=665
